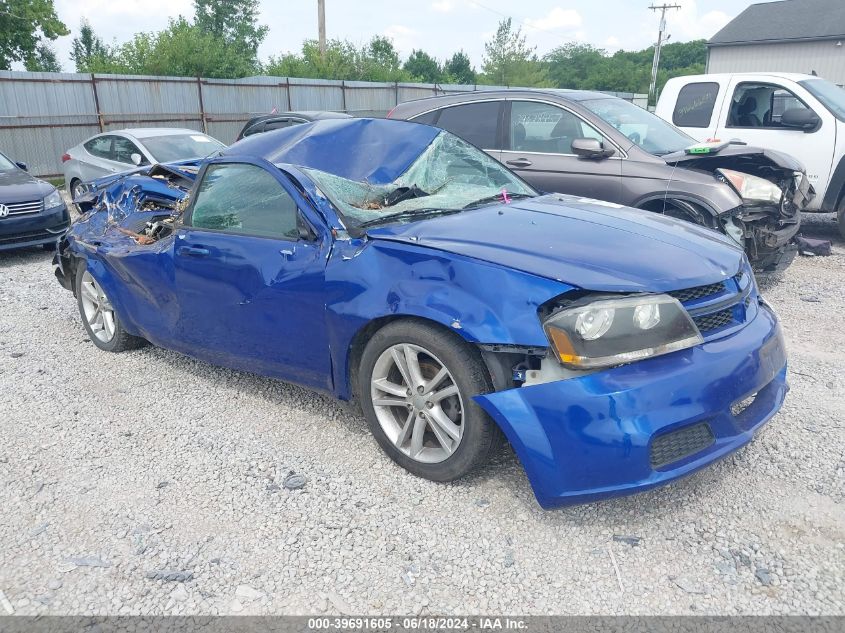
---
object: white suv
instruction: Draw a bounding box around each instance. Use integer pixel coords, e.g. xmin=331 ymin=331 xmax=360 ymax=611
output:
xmin=656 ymin=73 xmax=845 ymax=237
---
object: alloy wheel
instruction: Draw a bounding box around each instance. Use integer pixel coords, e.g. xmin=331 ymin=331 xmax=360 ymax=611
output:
xmin=79 ymin=270 xmax=116 ymax=343
xmin=370 ymin=343 xmax=464 ymax=464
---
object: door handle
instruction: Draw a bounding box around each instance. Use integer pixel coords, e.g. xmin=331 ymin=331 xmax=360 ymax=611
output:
xmin=178 ymin=246 xmax=209 ymax=257
xmin=506 ymin=158 xmax=532 ymax=168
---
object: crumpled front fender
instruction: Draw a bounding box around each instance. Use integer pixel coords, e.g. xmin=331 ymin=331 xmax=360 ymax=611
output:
xmin=474 ymin=304 xmax=788 ymax=508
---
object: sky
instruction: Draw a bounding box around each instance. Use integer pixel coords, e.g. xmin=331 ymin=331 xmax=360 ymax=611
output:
xmin=49 ymin=0 xmax=762 ymax=72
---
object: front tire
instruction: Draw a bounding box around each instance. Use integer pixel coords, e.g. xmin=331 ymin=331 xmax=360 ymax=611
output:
xmin=359 ymin=320 xmax=499 ymax=482
xmin=75 ymin=265 xmax=144 ymax=352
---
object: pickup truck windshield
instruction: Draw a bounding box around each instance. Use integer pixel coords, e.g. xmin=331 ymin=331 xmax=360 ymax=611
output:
xmin=798 ymin=78 xmax=845 ymax=121
xmin=580 ymin=97 xmax=695 ymax=156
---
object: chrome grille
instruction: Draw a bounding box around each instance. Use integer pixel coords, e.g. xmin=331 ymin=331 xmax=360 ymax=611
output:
xmin=668 ymin=282 xmax=725 ymax=303
xmin=1 ymin=200 xmax=43 ymax=216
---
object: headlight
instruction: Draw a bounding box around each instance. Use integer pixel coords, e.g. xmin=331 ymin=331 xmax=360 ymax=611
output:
xmin=543 ymin=295 xmax=703 ymax=369
xmin=717 ymin=168 xmax=781 ymax=204
xmin=43 ymin=190 xmax=63 ymax=209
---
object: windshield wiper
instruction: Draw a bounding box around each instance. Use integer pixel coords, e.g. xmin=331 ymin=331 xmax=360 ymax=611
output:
xmin=462 ymin=192 xmax=534 ymax=209
xmin=357 ymin=207 xmax=463 ymax=229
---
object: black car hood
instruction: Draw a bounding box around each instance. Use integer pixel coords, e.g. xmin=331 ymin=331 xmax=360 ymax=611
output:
xmin=662 ymin=145 xmax=804 ymax=174
xmin=0 ymin=169 xmax=53 ymax=203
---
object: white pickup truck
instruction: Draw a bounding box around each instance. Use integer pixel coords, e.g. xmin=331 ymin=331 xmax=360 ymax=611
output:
xmin=656 ymin=72 xmax=845 ymax=237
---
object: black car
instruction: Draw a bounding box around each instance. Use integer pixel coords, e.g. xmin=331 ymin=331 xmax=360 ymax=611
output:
xmin=0 ymin=151 xmax=70 ymax=251
xmin=235 ymin=110 xmax=352 ymax=141
xmin=389 ymin=89 xmax=813 ymax=272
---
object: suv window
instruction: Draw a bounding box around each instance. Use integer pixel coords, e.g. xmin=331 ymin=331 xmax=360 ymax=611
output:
xmin=673 ymin=82 xmax=719 ymax=127
xmin=190 ymin=163 xmax=300 ymax=239
xmin=432 ymin=101 xmax=500 ymax=148
xmin=508 ymin=101 xmax=607 ymax=154
xmin=112 ymin=137 xmax=146 ymax=165
xmin=84 ymin=136 xmax=113 ymax=160
xmin=728 ymin=82 xmax=814 ymax=128
xmin=410 ymin=110 xmax=438 ymax=126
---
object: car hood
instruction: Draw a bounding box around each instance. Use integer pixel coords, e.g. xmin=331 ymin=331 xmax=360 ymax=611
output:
xmin=366 ymin=194 xmax=743 ymax=292
xmin=661 ymin=144 xmax=805 ymax=173
xmin=0 ymin=169 xmax=53 ymax=203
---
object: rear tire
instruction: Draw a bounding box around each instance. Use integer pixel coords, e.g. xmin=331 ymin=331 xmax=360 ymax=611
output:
xmin=358 ymin=319 xmax=499 ymax=482
xmin=75 ymin=265 xmax=145 ymax=352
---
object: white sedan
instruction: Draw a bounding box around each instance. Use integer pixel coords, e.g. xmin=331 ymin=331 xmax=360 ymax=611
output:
xmin=62 ymin=128 xmax=225 ymax=198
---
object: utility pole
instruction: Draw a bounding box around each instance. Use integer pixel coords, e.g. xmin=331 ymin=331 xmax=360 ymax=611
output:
xmin=648 ymin=3 xmax=680 ymax=106
xmin=317 ymin=0 xmax=326 ymax=60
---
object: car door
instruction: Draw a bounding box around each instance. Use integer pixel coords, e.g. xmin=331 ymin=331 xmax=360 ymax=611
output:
xmin=112 ymin=136 xmax=150 ymax=169
xmin=172 ymin=159 xmax=333 ymax=390
xmin=715 ymin=79 xmax=836 ymax=198
xmin=80 ymin=135 xmax=119 ymax=181
xmin=501 ymin=99 xmax=622 ymax=202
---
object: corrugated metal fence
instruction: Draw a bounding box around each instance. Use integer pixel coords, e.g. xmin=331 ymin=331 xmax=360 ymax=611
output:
xmin=0 ymin=70 xmax=647 ymax=178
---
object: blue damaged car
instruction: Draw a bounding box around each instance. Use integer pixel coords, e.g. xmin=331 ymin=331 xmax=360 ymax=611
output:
xmin=53 ymin=118 xmax=788 ymax=508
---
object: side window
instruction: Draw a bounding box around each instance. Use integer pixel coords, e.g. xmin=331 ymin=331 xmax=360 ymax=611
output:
xmin=112 ymin=137 xmax=146 ymax=165
xmin=410 ymin=110 xmax=439 ymax=125
xmin=84 ymin=136 xmax=113 ymax=160
xmin=190 ymin=163 xmax=300 ymax=240
xmin=264 ymin=118 xmax=299 ymax=132
xmin=673 ymin=82 xmax=719 ymax=128
xmin=728 ymin=82 xmax=813 ymax=128
xmin=433 ymin=101 xmax=500 ymax=148
xmin=508 ymin=101 xmax=607 ymax=154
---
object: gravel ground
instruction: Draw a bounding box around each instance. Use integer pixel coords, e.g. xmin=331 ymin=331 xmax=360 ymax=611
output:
xmin=0 ymin=213 xmax=843 ymax=616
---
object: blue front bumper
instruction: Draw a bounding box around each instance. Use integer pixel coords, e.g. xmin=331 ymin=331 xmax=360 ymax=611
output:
xmin=475 ymin=302 xmax=788 ymax=508
xmin=0 ymin=204 xmax=70 ymax=251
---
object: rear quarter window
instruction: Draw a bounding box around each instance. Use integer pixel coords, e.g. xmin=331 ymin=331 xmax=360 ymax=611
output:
xmin=672 ymin=82 xmax=719 ymax=128
xmin=432 ymin=101 xmax=500 ymax=149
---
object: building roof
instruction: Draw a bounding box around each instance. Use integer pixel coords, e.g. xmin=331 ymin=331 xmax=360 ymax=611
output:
xmin=709 ymin=0 xmax=845 ymax=47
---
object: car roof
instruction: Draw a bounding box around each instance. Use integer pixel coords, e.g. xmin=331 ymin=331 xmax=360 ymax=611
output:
xmin=114 ymin=128 xmax=210 ymax=139
xmin=666 ymin=72 xmax=818 ymax=84
xmin=246 ymin=111 xmax=351 ymax=124
xmin=392 ymin=88 xmax=618 ymax=110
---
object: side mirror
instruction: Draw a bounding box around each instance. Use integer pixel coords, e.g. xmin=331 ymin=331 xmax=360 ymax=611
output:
xmin=571 ymin=137 xmax=614 ymax=159
xmin=130 ymin=153 xmax=143 ymax=166
xmin=780 ymin=108 xmax=821 ymax=132
xmin=15 ymin=161 xmax=28 ymax=172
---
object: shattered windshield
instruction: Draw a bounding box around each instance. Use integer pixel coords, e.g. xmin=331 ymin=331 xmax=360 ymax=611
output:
xmin=142 ymin=134 xmax=225 ymax=163
xmin=580 ymin=97 xmax=695 ymax=156
xmin=303 ymin=131 xmax=537 ymax=230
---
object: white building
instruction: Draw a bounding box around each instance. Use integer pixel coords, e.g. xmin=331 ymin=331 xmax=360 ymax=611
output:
xmin=707 ymin=0 xmax=845 ymax=86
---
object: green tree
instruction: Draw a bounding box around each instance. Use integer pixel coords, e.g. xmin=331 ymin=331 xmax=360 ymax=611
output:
xmin=0 ymin=0 xmax=68 ymax=69
xmin=480 ymin=18 xmax=548 ymax=87
xmin=70 ymin=18 xmax=110 ymax=72
xmin=544 ymin=43 xmax=606 ymax=89
xmin=266 ymin=36 xmax=410 ymax=82
xmin=24 ymin=38 xmax=60 ymax=71
xmin=403 ymin=49 xmax=441 ymax=83
xmin=88 ymin=17 xmax=257 ymax=78
xmin=192 ymin=0 xmax=268 ymax=61
xmin=443 ymin=50 xmax=475 ymax=84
